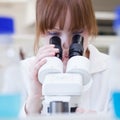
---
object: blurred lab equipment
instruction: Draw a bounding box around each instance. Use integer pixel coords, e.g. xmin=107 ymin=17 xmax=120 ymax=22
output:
xmin=38 ymin=35 xmax=92 ymax=114
xmin=109 ymin=6 xmax=120 ymax=118
xmin=0 ymin=17 xmax=22 ymax=118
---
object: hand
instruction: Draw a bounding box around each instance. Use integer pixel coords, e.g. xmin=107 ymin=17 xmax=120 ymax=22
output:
xmin=26 ymin=44 xmax=59 ymax=114
xmin=76 ymin=108 xmax=96 ymax=113
xmin=29 ymin=44 xmax=59 ymax=96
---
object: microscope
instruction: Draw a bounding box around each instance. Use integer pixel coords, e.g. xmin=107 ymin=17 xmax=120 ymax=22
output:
xmin=38 ymin=35 xmax=91 ymax=114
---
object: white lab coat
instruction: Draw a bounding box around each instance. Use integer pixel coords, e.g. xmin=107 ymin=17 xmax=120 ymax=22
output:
xmin=20 ymin=44 xmax=112 ymax=116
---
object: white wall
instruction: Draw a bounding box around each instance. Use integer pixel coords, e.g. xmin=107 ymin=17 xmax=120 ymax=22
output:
xmin=0 ymin=3 xmax=27 ymax=34
xmin=0 ymin=0 xmax=36 ymax=34
xmin=0 ymin=1 xmax=36 ymax=58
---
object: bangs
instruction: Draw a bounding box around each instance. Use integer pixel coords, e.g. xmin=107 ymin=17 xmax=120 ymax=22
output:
xmin=36 ymin=0 xmax=97 ymax=35
xmin=36 ymin=0 xmax=68 ymax=33
xmin=35 ymin=0 xmax=98 ymax=53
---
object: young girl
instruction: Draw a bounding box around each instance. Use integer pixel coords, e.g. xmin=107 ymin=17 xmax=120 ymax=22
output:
xmin=21 ymin=0 xmax=111 ymax=115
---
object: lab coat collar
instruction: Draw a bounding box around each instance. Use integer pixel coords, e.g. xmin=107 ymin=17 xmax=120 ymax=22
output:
xmin=88 ymin=44 xmax=109 ymax=74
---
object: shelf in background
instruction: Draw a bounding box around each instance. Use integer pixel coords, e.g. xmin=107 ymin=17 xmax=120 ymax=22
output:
xmin=95 ymin=11 xmax=115 ymax=20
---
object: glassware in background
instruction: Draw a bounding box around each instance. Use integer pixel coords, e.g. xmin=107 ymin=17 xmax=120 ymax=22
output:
xmin=109 ymin=6 xmax=120 ymax=118
xmin=0 ymin=17 xmax=23 ymax=118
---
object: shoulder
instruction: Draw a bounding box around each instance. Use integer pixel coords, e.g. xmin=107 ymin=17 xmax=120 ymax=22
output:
xmin=20 ymin=57 xmax=36 ymax=74
xmin=88 ymin=44 xmax=109 ymax=60
xmin=88 ymin=45 xmax=110 ymax=88
xmin=88 ymin=44 xmax=110 ymax=74
xmin=20 ymin=57 xmax=36 ymax=92
xmin=21 ymin=56 xmax=35 ymax=67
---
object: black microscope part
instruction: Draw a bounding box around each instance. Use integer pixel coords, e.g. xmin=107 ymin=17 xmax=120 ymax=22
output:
xmin=50 ymin=36 xmax=62 ymax=60
xmin=69 ymin=34 xmax=84 ymax=58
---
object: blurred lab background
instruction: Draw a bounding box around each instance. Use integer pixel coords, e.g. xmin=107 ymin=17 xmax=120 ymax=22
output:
xmin=0 ymin=0 xmax=120 ymax=118
xmin=0 ymin=0 xmax=119 ymax=58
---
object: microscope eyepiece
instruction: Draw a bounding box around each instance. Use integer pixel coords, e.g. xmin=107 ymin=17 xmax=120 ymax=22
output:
xmin=69 ymin=34 xmax=84 ymax=58
xmin=50 ymin=36 xmax=62 ymax=60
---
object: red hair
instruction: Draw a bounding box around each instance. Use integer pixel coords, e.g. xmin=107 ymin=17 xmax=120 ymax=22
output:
xmin=35 ymin=0 xmax=97 ymax=53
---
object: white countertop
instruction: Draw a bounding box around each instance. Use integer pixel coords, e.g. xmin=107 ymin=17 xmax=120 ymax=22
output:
xmin=25 ymin=113 xmax=114 ymax=120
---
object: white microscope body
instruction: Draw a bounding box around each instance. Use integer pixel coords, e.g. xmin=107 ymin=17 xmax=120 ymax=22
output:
xmin=38 ymin=35 xmax=92 ymax=114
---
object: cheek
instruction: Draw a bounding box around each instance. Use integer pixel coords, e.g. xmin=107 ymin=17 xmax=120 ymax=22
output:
xmin=81 ymin=32 xmax=89 ymax=51
xmin=60 ymin=34 xmax=71 ymax=47
xmin=39 ymin=36 xmax=51 ymax=46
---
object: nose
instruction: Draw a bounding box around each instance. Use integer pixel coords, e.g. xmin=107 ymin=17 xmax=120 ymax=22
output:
xmin=61 ymin=37 xmax=70 ymax=49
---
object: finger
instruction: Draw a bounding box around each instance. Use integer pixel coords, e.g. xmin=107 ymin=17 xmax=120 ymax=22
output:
xmin=36 ymin=49 xmax=59 ymax=62
xmin=75 ymin=108 xmax=85 ymax=113
xmin=37 ymin=45 xmax=55 ymax=55
xmin=33 ymin=59 xmax=47 ymax=80
xmin=37 ymin=47 xmax=59 ymax=57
